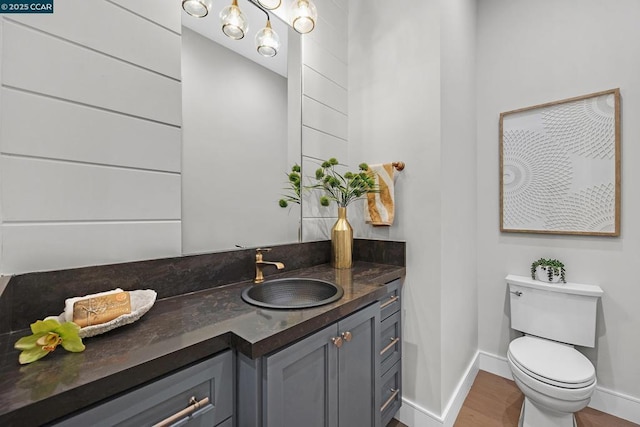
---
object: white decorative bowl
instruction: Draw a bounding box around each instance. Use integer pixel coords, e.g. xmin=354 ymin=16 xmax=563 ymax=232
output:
xmin=49 ymin=289 xmax=157 ymax=338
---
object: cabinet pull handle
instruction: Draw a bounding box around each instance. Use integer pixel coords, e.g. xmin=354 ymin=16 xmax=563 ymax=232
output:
xmin=152 ymin=396 xmax=210 ymax=427
xmin=380 ymin=295 xmax=399 ymax=309
xmin=331 ymin=336 xmax=343 ymax=348
xmin=380 ymin=337 xmax=400 ymax=356
xmin=380 ymin=388 xmax=399 ymax=413
xmin=341 ymin=331 xmax=352 ymax=342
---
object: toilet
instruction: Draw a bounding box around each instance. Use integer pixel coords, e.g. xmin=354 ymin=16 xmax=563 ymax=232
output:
xmin=506 ymin=274 xmax=603 ymax=427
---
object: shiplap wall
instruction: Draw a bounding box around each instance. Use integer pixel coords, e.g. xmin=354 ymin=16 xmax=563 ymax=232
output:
xmin=0 ymin=0 xmax=182 ymax=274
xmin=301 ymin=0 xmax=348 ymax=241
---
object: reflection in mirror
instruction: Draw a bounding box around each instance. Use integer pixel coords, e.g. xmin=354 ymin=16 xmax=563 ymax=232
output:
xmin=181 ymin=1 xmax=302 ymax=255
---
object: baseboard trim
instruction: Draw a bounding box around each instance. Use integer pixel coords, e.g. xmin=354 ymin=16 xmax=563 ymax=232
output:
xmin=478 ymin=350 xmax=512 ymax=380
xmin=478 ymin=350 xmax=640 ymax=424
xmin=397 ymin=351 xmax=480 ymax=427
xmin=396 ymin=397 xmax=442 ymax=427
xmin=589 ymin=385 xmax=640 ymax=425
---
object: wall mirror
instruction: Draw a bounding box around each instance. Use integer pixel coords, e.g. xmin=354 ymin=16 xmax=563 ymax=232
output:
xmin=181 ymin=0 xmax=302 ymax=255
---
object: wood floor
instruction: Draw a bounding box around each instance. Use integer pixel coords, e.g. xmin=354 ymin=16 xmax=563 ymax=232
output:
xmin=386 ymin=370 xmax=637 ymax=427
xmin=454 ymin=370 xmax=639 ymax=427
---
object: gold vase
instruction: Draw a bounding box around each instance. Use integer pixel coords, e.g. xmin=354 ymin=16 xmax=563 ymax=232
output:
xmin=331 ymin=206 xmax=353 ymax=269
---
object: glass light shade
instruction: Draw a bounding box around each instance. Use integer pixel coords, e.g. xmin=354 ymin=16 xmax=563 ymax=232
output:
xmin=255 ymin=20 xmax=280 ymax=57
xmin=220 ymin=0 xmax=249 ymax=40
xmin=182 ymin=0 xmax=211 ymax=18
xmin=257 ymin=0 xmax=281 ymax=10
xmin=289 ymin=0 xmax=317 ymax=34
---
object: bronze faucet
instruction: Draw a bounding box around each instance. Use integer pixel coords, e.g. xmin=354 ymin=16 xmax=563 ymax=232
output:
xmin=254 ymin=248 xmax=285 ymax=283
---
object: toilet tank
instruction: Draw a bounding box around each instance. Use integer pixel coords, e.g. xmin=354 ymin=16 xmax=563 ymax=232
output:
xmin=506 ymin=274 xmax=603 ymax=347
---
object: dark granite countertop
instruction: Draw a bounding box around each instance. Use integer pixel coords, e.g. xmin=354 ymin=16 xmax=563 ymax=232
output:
xmin=0 ymin=261 xmax=405 ymax=426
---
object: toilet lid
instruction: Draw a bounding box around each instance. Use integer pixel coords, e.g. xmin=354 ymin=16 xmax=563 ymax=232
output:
xmin=509 ymin=336 xmax=596 ymax=388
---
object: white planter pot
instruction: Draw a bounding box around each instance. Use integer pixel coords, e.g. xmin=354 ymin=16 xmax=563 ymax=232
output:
xmin=535 ymin=265 xmax=562 ymax=283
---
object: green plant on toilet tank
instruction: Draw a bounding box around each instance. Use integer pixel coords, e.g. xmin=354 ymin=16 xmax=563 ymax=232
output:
xmin=531 ymin=258 xmax=566 ymax=283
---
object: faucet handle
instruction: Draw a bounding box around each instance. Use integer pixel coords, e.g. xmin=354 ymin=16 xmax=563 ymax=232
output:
xmin=255 ymin=247 xmax=271 ymax=262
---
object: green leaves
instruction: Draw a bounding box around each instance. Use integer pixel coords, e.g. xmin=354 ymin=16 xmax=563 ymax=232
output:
xmin=307 ymin=158 xmax=379 ymax=208
xmin=14 ymin=318 xmax=85 ymax=364
xmin=278 ymin=163 xmax=302 ymax=208
xmin=530 ymin=258 xmax=566 ymax=283
xmin=278 ymin=158 xmax=379 ymax=209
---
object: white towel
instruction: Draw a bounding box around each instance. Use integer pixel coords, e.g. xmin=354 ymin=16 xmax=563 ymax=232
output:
xmin=365 ymin=163 xmax=395 ymax=226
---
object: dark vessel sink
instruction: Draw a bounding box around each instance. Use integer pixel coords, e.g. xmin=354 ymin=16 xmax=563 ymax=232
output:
xmin=241 ymin=278 xmax=344 ymax=309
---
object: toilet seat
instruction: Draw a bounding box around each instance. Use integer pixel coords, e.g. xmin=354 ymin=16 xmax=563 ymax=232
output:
xmin=508 ymin=336 xmax=596 ymax=389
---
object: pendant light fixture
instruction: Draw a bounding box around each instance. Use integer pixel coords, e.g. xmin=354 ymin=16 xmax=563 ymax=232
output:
xmin=220 ymin=0 xmax=249 ymax=40
xmin=256 ymin=0 xmax=281 ymax=10
xmin=289 ymin=0 xmax=317 ymax=34
xmin=182 ymin=0 xmax=212 ymax=18
xmin=255 ymin=18 xmax=280 ymax=57
xmin=183 ymin=0 xmax=320 ymax=60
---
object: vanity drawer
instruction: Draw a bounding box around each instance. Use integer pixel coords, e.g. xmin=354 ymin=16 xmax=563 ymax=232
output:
xmin=380 ymin=311 xmax=401 ymax=375
xmin=380 ymin=279 xmax=401 ymax=321
xmin=380 ymin=361 xmax=402 ymax=427
xmin=55 ymin=350 xmax=233 ymax=427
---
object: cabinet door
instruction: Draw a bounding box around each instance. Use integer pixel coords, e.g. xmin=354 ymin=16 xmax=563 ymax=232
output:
xmin=337 ymin=303 xmax=381 ymax=427
xmin=264 ymin=324 xmax=339 ymax=427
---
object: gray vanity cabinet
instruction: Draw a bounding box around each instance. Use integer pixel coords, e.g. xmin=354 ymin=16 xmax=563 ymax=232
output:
xmin=240 ymin=302 xmax=381 ymax=427
xmin=54 ymin=350 xmax=233 ymax=427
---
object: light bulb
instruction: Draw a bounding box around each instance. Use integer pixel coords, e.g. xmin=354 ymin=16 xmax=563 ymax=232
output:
xmin=289 ymin=0 xmax=317 ymax=34
xmin=257 ymin=0 xmax=281 ymax=10
xmin=220 ymin=0 xmax=249 ymax=40
xmin=255 ymin=19 xmax=280 ymax=57
xmin=182 ymin=0 xmax=211 ymax=18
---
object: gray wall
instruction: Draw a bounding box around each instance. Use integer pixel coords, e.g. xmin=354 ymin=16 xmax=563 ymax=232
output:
xmin=0 ymin=0 xmax=182 ymax=274
xmin=181 ymin=28 xmax=297 ymax=253
xmin=477 ymin=0 xmax=640 ymax=405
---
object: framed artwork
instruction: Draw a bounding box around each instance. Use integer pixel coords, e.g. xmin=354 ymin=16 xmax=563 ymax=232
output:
xmin=499 ymin=88 xmax=621 ymax=236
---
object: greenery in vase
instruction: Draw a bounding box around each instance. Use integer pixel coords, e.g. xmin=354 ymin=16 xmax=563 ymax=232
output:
xmin=530 ymin=258 xmax=566 ymax=283
xmin=308 ymin=158 xmax=378 ymax=208
xmin=278 ymin=164 xmax=301 ymax=208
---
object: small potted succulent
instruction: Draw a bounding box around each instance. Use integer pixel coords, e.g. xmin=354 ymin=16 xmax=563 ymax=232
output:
xmin=530 ymin=258 xmax=566 ymax=283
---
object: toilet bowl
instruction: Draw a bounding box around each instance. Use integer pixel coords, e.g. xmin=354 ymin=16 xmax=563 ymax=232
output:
xmin=505 ymin=275 xmax=603 ymax=427
xmin=508 ymin=336 xmax=596 ymax=426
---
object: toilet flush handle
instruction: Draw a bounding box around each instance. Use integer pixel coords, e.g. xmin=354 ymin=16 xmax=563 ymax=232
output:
xmin=511 ymin=290 xmax=522 ymax=297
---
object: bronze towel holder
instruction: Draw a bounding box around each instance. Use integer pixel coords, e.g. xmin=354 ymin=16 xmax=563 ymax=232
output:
xmin=392 ymin=161 xmax=405 ymax=171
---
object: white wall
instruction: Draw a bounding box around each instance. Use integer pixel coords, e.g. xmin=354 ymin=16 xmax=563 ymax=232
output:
xmin=477 ymin=0 xmax=640 ymax=401
xmin=0 ymin=0 xmax=182 ymax=274
xmin=349 ymin=0 xmax=478 ymax=418
xmin=181 ymin=28 xmax=298 ymax=253
xmin=300 ymin=0 xmax=349 ymax=241
xmin=348 ymin=0 xmax=443 ymax=415
xmin=440 ymin=0 xmax=478 ymax=411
